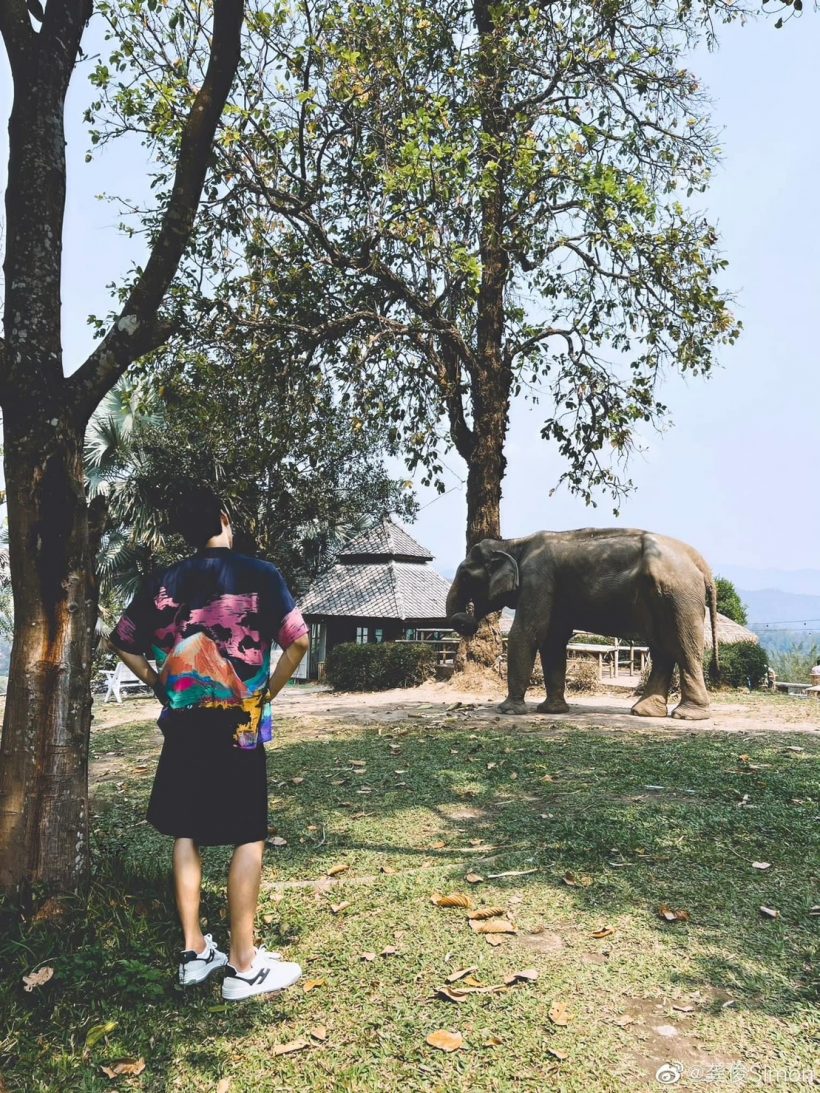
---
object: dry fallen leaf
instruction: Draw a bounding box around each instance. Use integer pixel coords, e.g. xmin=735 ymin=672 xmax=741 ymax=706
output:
xmin=100 ymin=1059 xmax=146 ymax=1078
xmin=672 ymin=1004 xmax=695 ymax=1013
xmin=759 ymin=905 xmax=780 ymax=919
xmin=658 ymin=904 xmax=690 ymax=923
xmin=291 ymin=777 xmax=304 ymax=785
xmin=430 ymin=840 xmax=447 ymax=850
xmin=469 ymin=917 xmax=517 ymax=935
xmin=751 ymin=862 xmax=772 ymax=871
xmin=310 ymin=1026 xmax=328 ymax=1042
xmin=22 ymin=966 xmax=54 ymax=992
xmin=273 ymin=1037 xmax=310 ymax=1056
xmin=465 ymin=872 xmax=484 ymax=884
xmin=327 ymin=863 xmax=349 ymax=877
xmin=547 ymin=1047 xmax=568 ymax=1061
xmin=426 ymin=1029 xmax=464 ymax=1053
xmin=330 ymin=901 xmax=350 ymax=915
xmin=591 ymin=927 xmax=615 ymax=939
xmin=504 ymin=968 xmax=539 ymax=984
xmin=359 ymin=952 xmax=376 ymax=962
xmin=380 ymin=865 xmax=397 ymax=875
xmin=483 ymin=1035 xmax=503 ymax=1047
xmin=303 ymin=977 xmax=326 ymax=992
xmin=380 ymin=946 xmax=399 ymax=957
xmin=216 ymin=1080 xmax=231 ymax=1093
xmin=614 ymin=1014 xmax=634 ymax=1028
xmin=484 ymin=935 xmax=504 ymax=947
xmin=549 ymin=1000 xmax=571 ymax=1026
xmin=431 ymin=892 xmax=472 ymax=909
xmin=267 ymin=836 xmax=288 ymax=848
xmin=562 ymin=872 xmax=593 ymax=888
xmin=446 ymin=966 xmax=478 ymax=984
xmin=467 ymin=906 xmax=505 ymax=921
xmin=436 ymin=986 xmax=469 ymax=1004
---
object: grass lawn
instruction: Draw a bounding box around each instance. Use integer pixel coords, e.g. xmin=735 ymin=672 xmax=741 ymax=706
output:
xmin=1 ymin=699 xmax=817 ymax=1091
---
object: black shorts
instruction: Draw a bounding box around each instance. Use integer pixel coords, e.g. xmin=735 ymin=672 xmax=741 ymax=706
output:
xmin=147 ymin=709 xmax=268 ymax=846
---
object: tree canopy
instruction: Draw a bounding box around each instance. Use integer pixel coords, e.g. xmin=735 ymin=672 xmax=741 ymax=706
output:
xmin=88 ymin=0 xmax=743 ymax=548
xmin=85 ymin=358 xmax=415 ymax=605
xmin=715 ymin=576 xmax=749 ymax=627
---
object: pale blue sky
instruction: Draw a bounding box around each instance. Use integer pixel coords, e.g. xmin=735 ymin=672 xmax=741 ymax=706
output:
xmin=2 ymin=15 xmax=818 ymax=580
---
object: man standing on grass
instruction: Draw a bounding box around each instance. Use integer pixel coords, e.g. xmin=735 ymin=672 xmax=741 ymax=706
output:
xmin=109 ymin=487 xmax=309 ymax=1001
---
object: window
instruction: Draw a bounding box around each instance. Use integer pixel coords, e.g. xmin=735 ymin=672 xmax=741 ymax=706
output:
xmin=373 ymin=628 xmax=384 ymax=643
xmin=356 ymin=627 xmax=369 ymax=644
xmin=405 ymin=627 xmax=416 ymax=641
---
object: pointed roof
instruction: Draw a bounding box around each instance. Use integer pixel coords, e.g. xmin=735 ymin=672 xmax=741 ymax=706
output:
xmin=299 ymin=560 xmax=450 ymax=620
xmin=337 ymin=517 xmax=433 ymax=564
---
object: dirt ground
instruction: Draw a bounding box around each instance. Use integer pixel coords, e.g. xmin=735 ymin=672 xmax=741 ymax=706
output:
xmin=90 ymin=675 xmax=820 ymax=759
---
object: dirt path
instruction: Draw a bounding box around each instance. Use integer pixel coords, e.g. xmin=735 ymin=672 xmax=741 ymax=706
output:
xmin=90 ymin=679 xmax=820 ymax=745
xmin=269 ymin=679 xmax=820 ymax=737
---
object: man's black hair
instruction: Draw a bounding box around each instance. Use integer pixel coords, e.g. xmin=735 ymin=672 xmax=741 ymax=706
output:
xmin=172 ymin=485 xmax=225 ymax=548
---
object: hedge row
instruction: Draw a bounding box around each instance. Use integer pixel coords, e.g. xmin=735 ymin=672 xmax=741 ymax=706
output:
xmin=325 ymin=642 xmax=437 ymax=691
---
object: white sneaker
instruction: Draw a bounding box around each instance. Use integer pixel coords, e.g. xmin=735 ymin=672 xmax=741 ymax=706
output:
xmin=221 ymin=946 xmax=302 ymax=1001
xmin=178 ymin=934 xmax=228 ymax=987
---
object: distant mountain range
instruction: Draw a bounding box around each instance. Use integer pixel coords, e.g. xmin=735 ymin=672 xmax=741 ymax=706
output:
xmin=717 ymin=565 xmax=820 ymax=598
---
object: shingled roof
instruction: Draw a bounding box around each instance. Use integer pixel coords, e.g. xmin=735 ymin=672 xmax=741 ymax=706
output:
xmin=300 ymin=518 xmax=450 ymax=621
xmin=337 ymin=518 xmax=433 ymax=562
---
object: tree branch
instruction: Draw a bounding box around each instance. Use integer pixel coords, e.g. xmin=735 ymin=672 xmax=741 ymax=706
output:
xmin=69 ymin=0 xmax=244 ymax=419
xmin=0 ymin=0 xmax=34 ymax=77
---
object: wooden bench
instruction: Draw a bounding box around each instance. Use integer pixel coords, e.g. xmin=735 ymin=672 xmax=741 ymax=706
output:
xmin=774 ymin=681 xmax=811 ymax=697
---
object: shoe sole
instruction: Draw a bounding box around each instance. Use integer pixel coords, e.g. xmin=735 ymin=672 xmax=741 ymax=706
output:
xmin=180 ymin=956 xmax=228 ymax=988
xmin=222 ymin=967 xmax=301 ymax=1001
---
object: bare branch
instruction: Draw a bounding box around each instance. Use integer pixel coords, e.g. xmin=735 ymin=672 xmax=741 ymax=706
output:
xmin=69 ymin=0 xmax=244 ymax=419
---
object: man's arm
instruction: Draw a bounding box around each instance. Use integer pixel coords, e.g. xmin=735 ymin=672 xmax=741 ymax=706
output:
xmin=267 ymin=634 xmax=309 ymax=700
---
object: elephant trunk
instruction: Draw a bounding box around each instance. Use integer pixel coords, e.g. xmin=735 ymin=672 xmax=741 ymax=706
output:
xmin=446 ymin=567 xmax=481 ymax=636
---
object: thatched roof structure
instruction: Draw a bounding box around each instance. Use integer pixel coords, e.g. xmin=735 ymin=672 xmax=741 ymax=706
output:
xmin=705 ymin=611 xmax=759 ymax=647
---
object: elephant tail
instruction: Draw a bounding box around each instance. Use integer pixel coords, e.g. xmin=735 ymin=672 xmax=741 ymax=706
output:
xmin=707 ymin=579 xmax=720 ymax=683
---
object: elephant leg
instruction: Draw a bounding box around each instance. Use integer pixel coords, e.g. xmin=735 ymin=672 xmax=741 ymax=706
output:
xmin=671 ymin=607 xmax=712 ymax=721
xmin=631 ymin=648 xmax=674 ymax=718
xmin=537 ymin=635 xmax=570 ymax=714
xmin=499 ymin=623 xmax=537 ymax=715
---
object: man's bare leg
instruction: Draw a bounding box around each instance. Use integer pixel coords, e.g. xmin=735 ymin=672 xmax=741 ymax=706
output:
xmin=227 ymin=840 xmax=265 ymax=971
xmin=173 ymin=838 xmax=206 ymax=952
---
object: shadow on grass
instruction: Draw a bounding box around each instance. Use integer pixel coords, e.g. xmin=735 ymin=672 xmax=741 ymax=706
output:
xmin=1 ymin=714 xmax=817 ymax=1090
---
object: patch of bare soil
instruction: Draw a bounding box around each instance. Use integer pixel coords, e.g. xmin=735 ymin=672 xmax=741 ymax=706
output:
xmin=614 ymin=992 xmax=743 ymax=1087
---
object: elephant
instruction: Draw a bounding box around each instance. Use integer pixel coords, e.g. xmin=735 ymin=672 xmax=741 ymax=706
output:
xmin=446 ymin=528 xmax=719 ymax=720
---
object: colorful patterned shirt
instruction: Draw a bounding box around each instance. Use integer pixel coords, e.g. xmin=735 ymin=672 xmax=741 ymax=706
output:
xmin=110 ymin=547 xmax=308 ymax=748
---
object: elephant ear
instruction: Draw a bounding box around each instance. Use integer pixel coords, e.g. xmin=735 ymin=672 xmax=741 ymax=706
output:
xmin=486 ymin=550 xmax=520 ymax=604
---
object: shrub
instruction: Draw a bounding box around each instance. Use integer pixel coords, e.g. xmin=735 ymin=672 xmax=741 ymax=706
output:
xmin=325 ymin=641 xmax=436 ymax=691
xmin=706 ymin=641 xmax=768 ymax=690
xmin=566 ymin=659 xmax=600 ymax=693
xmin=767 ymin=643 xmax=820 ymax=684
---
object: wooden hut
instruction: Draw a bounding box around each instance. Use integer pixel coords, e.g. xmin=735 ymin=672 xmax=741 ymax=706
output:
xmin=299 ymin=518 xmax=452 ymax=679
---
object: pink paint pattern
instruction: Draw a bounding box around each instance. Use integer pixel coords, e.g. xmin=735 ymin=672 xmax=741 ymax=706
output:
xmin=277 ymin=607 xmax=308 ymax=649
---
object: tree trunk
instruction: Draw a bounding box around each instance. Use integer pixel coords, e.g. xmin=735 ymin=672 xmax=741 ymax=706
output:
xmin=452 ymin=0 xmax=511 ymax=669
xmin=0 ymin=414 xmax=98 ymax=900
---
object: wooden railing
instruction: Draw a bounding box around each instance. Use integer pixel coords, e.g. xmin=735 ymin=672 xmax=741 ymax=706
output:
xmin=395 ymin=632 xmax=649 ymax=678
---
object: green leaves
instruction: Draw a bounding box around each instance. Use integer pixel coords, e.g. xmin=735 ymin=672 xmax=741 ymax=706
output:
xmin=86 ymin=0 xmax=744 ymax=516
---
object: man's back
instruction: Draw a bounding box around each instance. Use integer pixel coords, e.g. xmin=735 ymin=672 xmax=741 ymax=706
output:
xmin=111 ymin=546 xmax=307 ymax=743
